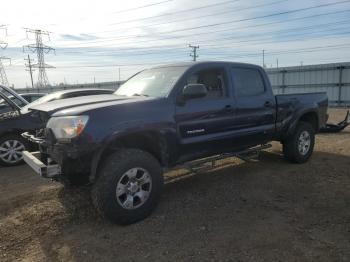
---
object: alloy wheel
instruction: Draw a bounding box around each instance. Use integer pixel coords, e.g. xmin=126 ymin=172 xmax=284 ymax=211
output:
xmin=298 ymin=131 xmax=311 ymax=155
xmin=116 ymin=167 xmax=152 ymax=210
xmin=0 ymin=139 xmax=25 ymax=164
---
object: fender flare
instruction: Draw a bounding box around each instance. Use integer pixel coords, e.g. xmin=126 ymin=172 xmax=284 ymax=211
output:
xmin=285 ymin=107 xmax=319 ymax=138
xmin=88 ymin=130 xmax=171 ymax=182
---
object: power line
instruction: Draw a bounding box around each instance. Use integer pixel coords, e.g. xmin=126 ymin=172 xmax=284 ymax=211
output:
xmin=59 ymin=17 xmax=350 ymax=58
xmin=56 ymin=27 xmax=349 ymax=67
xmin=153 ymin=0 xmax=350 ymax=35
xmin=203 ymin=43 xmax=350 ymax=58
xmin=195 ymin=19 xmax=350 ymax=48
xmin=82 ymin=0 xmax=287 ymax=45
xmin=45 ymin=42 xmax=350 ymax=69
xmin=110 ymin=0 xmax=174 ymax=14
xmin=102 ymin=0 xmax=288 ymax=35
xmin=202 ymin=44 xmax=350 ymax=62
xmin=57 ymin=0 xmax=350 ymax=48
xmin=23 ymin=28 xmax=55 ymax=88
xmin=55 ymin=10 xmax=350 ymax=66
xmin=107 ymin=0 xmax=238 ymax=26
xmin=56 ymin=9 xmax=350 ymax=53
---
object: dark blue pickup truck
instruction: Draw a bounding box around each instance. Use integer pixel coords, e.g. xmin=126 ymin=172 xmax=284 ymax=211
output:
xmin=23 ymin=61 xmax=328 ymax=224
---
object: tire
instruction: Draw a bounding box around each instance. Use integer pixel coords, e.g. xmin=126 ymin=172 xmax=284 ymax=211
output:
xmin=283 ymin=121 xmax=315 ymax=163
xmin=0 ymin=134 xmax=29 ymax=167
xmin=91 ymin=148 xmax=163 ymax=225
xmin=58 ymin=173 xmax=90 ymax=188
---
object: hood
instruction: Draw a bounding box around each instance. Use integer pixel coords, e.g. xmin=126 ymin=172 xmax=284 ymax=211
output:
xmin=28 ymin=94 xmax=123 ymax=114
xmin=28 ymin=94 xmax=153 ymax=115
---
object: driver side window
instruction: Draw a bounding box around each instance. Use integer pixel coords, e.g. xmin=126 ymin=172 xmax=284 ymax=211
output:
xmin=186 ymin=68 xmax=227 ymax=99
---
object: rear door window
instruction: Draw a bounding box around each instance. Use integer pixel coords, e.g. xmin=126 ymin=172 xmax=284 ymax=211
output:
xmin=231 ymin=68 xmax=265 ymax=97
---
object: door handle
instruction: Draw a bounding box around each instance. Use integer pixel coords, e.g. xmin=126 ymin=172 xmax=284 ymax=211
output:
xmin=264 ymin=101 xmax=273 ymax=107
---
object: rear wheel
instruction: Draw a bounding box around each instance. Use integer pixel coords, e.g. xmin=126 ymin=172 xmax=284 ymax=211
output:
xmin=0 ymin=134 xmax=29 ymax=166
xmin=283 ymin=121 xmax=315 ymax=163
xmin=91 ymin=148 xmax=163 ymax=225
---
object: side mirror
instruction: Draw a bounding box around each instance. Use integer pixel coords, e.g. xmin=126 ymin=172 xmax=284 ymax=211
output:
xmin=182 ymin=84 xmax=207 ymax=100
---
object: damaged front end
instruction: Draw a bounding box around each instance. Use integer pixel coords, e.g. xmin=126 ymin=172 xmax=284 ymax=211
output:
xmin=22 ymin=131 xmax=62 ymax=178
xmin=22 ymin=124 xmax=96 ymax=185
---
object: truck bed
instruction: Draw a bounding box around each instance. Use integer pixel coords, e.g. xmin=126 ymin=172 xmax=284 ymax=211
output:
xmin=275 ymin=92 xmax=328 ymax=134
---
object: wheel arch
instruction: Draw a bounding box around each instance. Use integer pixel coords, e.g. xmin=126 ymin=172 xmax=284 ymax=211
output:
xmin=89 ymin=131 xmax=169 ymax=183
xmin=286 ymin=109 xmax=319 ymax=138
xmin=299 ymin=111 xmax=319 ymax=132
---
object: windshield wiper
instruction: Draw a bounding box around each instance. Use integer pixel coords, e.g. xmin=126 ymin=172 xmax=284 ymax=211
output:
xmin=132 ymin=93 xmax=149 ymax=97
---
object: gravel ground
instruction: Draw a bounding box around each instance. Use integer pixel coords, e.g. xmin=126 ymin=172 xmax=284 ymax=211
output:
xmin=0 ymin=108 xmax=349 ymax=262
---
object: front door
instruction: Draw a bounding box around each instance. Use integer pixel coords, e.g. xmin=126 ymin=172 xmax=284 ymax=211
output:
xmin=175 ymin=66 xmax=236 ymax=162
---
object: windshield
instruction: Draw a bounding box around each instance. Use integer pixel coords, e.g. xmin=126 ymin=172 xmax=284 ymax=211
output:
xmin=115 ymin=66 xmax=187 ymax=97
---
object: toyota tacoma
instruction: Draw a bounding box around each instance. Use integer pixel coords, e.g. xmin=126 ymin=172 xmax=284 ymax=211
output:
xmin=22 ymin=62 xmax=328 ymax=224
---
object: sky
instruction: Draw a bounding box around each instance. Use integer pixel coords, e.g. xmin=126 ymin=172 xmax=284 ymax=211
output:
xmin=1 ymin=0 xmax=350 ymax=88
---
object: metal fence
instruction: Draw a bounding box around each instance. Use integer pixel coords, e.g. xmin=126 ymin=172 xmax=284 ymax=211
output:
xmin=266 ymin=62 xmax=350 ymax=106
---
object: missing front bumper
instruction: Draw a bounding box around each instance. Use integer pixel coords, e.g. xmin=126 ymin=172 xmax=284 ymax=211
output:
xmin=22 ymin=151 xmax=61 ymax=178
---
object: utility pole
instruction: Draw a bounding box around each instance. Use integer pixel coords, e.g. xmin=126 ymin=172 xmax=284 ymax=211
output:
xmin=189 ymin=44 xmax=199 ymax=61
xmin=23 ymin=28 xmax=55 ymax=89
xmin=276 ymin=58 xmax=279 ymax=69
xmin=0 ymin=25 xmax=10 ymax=87
xmin=24 ymin=54 xmax=35 ymax=90
xmin=118 ymin=67 xmax=121 ymax=81
xmin=262 ymin=49 xmax=266 ymax=68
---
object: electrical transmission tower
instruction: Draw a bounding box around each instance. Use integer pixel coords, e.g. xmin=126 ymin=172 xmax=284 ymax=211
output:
xmin=0 ymin=25 xmax=10 ymax=87
xmin=189 ymin=44 xmax=199 ymax=61
xmin=23 ymin=28 xmax=55 ymax=88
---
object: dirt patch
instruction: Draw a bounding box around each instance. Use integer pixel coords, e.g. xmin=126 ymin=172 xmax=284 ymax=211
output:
xmin=0 ymin=108 xmax=349 ymax=261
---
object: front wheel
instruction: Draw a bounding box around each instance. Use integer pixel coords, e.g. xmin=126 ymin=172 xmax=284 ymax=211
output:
xmin=283 ymin=121 xmax=315 ymax=163
xmin=91 ymin=148 xmax=163 ymax=225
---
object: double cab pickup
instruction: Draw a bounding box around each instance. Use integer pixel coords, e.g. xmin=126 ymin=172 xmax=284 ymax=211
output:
xmin=22 ymin=61 xmax=328 ymax=224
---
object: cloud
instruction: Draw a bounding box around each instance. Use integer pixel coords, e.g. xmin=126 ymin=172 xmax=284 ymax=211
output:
xmin=60 ymin=34 xmax=99 ymax=41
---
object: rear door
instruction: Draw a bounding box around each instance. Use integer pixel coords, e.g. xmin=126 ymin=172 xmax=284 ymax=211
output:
xmin=230 ymin=66 xmax=276 ymax=145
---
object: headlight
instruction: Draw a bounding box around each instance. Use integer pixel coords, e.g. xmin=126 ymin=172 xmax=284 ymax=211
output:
xmin=47 ymin=115 xmax=89 ymax=141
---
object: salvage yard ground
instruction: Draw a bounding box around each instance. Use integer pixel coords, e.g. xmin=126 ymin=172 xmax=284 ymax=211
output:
xmin=0 ymin=108 xmax=349 ymax=262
